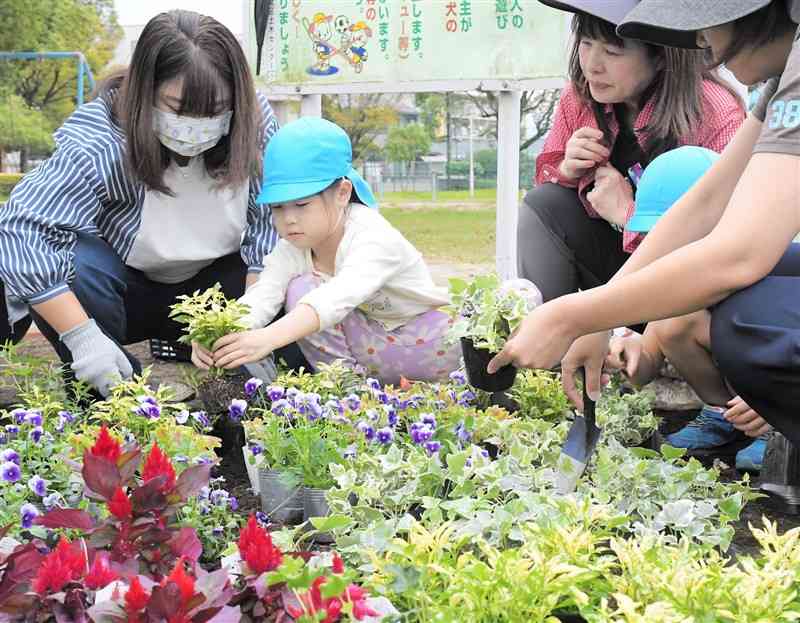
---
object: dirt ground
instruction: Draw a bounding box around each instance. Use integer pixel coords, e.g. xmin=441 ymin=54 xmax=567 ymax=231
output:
xmin=3 ymin=330 xmax=799 ymax=561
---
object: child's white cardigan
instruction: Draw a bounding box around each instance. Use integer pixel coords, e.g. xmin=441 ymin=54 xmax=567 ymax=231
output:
xmin=239 ymin=204 xmax=449 ymax=332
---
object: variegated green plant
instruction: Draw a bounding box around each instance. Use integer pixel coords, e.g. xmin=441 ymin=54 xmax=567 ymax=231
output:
xmin=169 ymin=282 xmax=251 ymax=351
xmin=446 ymin=274 xmax=535 ymax=352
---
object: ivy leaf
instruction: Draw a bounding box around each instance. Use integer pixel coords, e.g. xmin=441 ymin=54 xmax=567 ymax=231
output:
xmin=309 ymin=514 xmax=353 ymax=532
xmin=386 ymin=564 xmax=420 ymax=594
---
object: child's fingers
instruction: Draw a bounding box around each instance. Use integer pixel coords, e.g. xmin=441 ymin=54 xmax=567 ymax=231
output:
xmin=191 ymin=350 xmax=211 ymax=370
xmin=625 ymin=347 xmax=640 ymax=378
xmin=212 ymin=333 xmax=241 ymax=352
xmin=724 ymin=399 xmax=752 ymax=421
xmin=746 ymin=422 xmax=772 ymax=438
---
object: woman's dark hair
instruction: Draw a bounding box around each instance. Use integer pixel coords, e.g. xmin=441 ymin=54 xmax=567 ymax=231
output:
xmin=568 ymin=13 xmax=742 ymax=161
xmin=711 ymin=0 xmax=795 ymax=67
xmin=98 ymin=10 xmax=262 ymax=194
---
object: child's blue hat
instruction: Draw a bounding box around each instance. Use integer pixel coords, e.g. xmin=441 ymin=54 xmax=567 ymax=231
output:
xmin=256 ymin=117 xmax=377 ymax=208
xmin=627 ymin=146 xmax=720 ymax=233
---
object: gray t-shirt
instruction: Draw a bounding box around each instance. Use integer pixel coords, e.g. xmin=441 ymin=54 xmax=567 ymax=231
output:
xmin=752 ymin=20 xmax=800 ymax=154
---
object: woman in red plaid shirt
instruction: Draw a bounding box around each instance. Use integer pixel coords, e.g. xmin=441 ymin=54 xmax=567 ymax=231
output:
xmin=519 ymin=0 xmax=745 ymax=303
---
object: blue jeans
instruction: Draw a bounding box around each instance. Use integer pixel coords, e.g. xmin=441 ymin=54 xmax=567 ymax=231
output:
xmin=28 ymin=233 xmax=249 ymax=375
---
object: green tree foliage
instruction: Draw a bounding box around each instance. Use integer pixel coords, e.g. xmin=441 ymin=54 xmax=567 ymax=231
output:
xmin=0 ymin=94 xmax=55 ymax=161
xmin=0 ymin=0 xmax=122 ymax=130
xmin=415 ymin=93 xmax=446 ymax=140
xmin=385 ymin=123 xmax=431 ymax=166
xmin=323 ymin=94 xmax=399 ymax=163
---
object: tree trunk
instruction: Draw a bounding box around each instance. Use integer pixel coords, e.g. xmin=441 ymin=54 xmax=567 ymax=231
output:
xmin=19 ymin=147 xmax=28 ymax=173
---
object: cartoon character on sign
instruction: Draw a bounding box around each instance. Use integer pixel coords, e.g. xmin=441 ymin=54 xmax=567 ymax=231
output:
xmin=345 ymin=21 xmax=372 ymax=73
xmin=302 ymin=12 xmax=339 ymax=76
xmin=334 ymin=14 xmax=352 ymax=48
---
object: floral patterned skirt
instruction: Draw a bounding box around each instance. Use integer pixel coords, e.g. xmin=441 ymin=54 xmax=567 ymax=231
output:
xmin=285 ymin=273 xmax=461 ymax=385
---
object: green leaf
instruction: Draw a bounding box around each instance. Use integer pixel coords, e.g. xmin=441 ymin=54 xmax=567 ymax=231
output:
xmin=386 ymin=564 xmax=421 ymax=594
xmin=660 ymin=444 xmax=688 ymax=460
xmin=309 ymin=514 xmax=353 ymax=532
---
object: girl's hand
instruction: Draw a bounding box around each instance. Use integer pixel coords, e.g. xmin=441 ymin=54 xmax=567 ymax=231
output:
xmin=212 ymin=329 xmax=274 ymax=369
xmin=559 ymin=127 xmax=610 ymax=180
xmin=724 ymin=396 xmax=772 ymax=437
xmin=586 ymin=165 xmax=633 ymax=227
xmin=606 ymin=333 xmax=643 ymax=377
xmin=191 ymin=341 xmax=214 ymax=370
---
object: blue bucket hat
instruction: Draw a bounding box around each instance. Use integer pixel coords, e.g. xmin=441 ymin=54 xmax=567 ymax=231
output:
xmin=256 ymin=117 xmax=377 ymax=208
xmin=627 ymin=146 xmax=719 ymax=233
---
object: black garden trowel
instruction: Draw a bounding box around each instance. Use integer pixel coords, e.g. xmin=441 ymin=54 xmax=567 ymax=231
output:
xmin=554 ymin=369 xmax=601 ymax=494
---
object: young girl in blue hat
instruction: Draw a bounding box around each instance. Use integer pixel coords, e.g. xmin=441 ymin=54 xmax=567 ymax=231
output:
xmin=603 ymin=146 xmax=769 ymax=471
xmin=191 ymin=117 xmax=462 ymax=385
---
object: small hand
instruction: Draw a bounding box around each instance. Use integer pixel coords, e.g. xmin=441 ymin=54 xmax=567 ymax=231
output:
xmin=586 ymin=165 xmax=633 ymax=227
xmin=606 ymin=332 xmax=643 ymax=378
xmin=212 ymin=329 xmax=274 ymax=369
xmin=191 ymin=341 xmax=214 ymax=370
xmin=724 ymin=395 xmax=772 ymax=437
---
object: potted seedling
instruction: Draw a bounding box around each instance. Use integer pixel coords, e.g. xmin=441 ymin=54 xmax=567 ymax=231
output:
xmin=447 ymin=274 xmax=541 ymax=392
xmin=169 ymin=283 xmax=252 ymax=414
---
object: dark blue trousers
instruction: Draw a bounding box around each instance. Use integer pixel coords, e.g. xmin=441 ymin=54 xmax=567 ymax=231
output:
xmin=28 ymin=234 xmax=249 ymax=375
xmin=712 ymin=243 xmax=800 ymax=445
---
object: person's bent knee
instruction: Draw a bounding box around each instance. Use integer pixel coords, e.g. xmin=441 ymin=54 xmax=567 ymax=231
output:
xmin=710 ymin=293 xmax=755 ymax=396
xmin=71 ymin=233 xmax=127 ymax=291
xmin=652 ymin=311 xmax=708 ymax=350
xmin=522 ymin=183 xmax=580 ymax=223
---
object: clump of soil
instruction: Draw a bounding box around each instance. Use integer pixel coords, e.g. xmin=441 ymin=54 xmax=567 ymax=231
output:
xmin=197 ymin=371 xmax=248 ymax=414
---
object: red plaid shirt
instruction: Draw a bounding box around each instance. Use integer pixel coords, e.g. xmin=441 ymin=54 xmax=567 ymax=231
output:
xmin=535 ymin=80 xmax=745 ymax=253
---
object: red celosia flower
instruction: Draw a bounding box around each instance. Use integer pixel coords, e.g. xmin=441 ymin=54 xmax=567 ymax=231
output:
xmin=344 ymin=584 xmax=380 ymax=620
xmin=288 ymin=577 xmax=378 ymax=623
xmin=237 ymin=515 xmax=283 ymax=574
xmin=32 ymin=537 xmax=85 ymax=595
xmin=84 ymin=553 xmax=118 ymax=590
xmin=332 ymin=553 xmax=345 ymax=574
xmin=124 ymin=576 xmax=150 ymax=612
xmin=142 ymin=443 xmax=176 ymax=492
xmin=162 ymin=558 xmax=195 ymax=604
xmin=90 ymin=424 xmax=122 ymax=463
xmin=108 ymin=486 xmax=132 ymax=519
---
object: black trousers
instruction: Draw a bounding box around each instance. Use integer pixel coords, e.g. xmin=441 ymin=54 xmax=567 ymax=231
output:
xmin=517 ymin=183 xmax=630 ymax=302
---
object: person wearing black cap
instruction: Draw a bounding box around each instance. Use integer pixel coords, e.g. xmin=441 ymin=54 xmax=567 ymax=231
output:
xmin=519 ymin=0 xmax=744 ymax=304
xmin=490 ymin=1 xmax=800 ymax=447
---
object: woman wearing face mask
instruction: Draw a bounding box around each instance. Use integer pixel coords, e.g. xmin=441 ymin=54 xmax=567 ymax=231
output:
xmin=519 ymin=0 xmax=744 ymax=303
xmin=489 ymin=1 xmax=800 ymax=446
xmin=0 ymin=10 xmax=281 ymax=397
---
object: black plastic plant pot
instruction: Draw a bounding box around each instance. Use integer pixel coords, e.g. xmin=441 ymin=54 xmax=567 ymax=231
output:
xmin=760 ymin=431 xmax=800 ymax=515
xmin=460 ymin=337 xmax=517 ymax=392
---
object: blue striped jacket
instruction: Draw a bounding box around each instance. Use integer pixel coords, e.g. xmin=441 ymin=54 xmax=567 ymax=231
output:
xmin=0 ymin=92 xmax=279 ymax=306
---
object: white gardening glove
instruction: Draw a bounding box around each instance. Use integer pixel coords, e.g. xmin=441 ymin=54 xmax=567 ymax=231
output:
xmin=59 ymin=319 xmax=133 ymax=397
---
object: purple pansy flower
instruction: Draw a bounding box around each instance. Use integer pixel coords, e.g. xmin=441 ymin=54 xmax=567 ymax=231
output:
xmin=271 ymin=399 xmax=291 ymax=417
xmin=458 ymin=390 xmax=477 ymax=406
xmin=175 ymin=410 xmax=190 ymax=425
xmin=449 ymin=370 xmax=467 ymax=385
xmin=173 ymin=455 xmax=189 ymax=464
xmin=43 ymin=493 xmax=60 ymax=510
xmin=256 ymin=511 xmax=269 ymax=525
xmin=357 ymin=420 xmax=375 ymax=441
xmin=229 ymin=496 xmax=239 ymax=511
xmin=376 ymin=427 xmax=394 ymax=445
xmin=20 ymin=503 xmax=39 ymax=529
xmin=24 ymin=410 xmax=43 ymax=427
xmin=266 ymin=385 xmax=285 ymax=402
xmin=249 ymin=443 xmax=263 ymax=456
xmin=410 ymin=423 xmax=434 ymax=445
xmin=28 ymin=426 xmax=43 ymax=443
xmin=1 ymin=461 xmax=20 ymax=483
xmin=366 ymin=378 xmax=381 ymax=391
xmin=28 ymin=475 xmax=46 ymax=497
xmin=228 ymin=399 xmax=248 ymax=421
xmin=1 ymin=449 xmax=19 ymax=465
xmin=421 ymin=413 xmax=437 ymax=428
xmin=342 ymin=444 xmax=358 ymax=460
xmin=424 ymin=440 xmax=442 ymax=456
xmin=345 ymin=394 xmax=361 ymax=412
xmin=134 ymin=396 xmax=161 ymax=419
xmin=244 ymin=377 xmax=263 ymax=398
xmin=192 ymin=411 xmax=210 ymax=428
xmin=5 ymin=425 xmax=18 ymax=437
xmin=455 ymin=421 xmax=472 ymax=444
xmin=286 ymin=387 xmax=300 ymax=406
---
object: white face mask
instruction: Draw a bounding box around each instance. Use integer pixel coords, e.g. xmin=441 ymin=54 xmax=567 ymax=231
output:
xmin=152 ymin=108 xmax=233 ymax=157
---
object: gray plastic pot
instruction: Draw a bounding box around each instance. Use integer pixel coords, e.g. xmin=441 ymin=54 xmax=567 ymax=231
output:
xmin=258 ymin=469 xmax=303 ymax=525
xmin=303 ymin=487 xmax=333 ymax=544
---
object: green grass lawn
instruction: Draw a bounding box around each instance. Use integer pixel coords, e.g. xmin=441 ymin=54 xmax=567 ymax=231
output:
xmin=382 ymin=188 xmax=497 ymax=203
xmin=381 ymin=206 xmax=495 ymax=264
xmin=0 ymin=193 xmax=8 ymax=204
